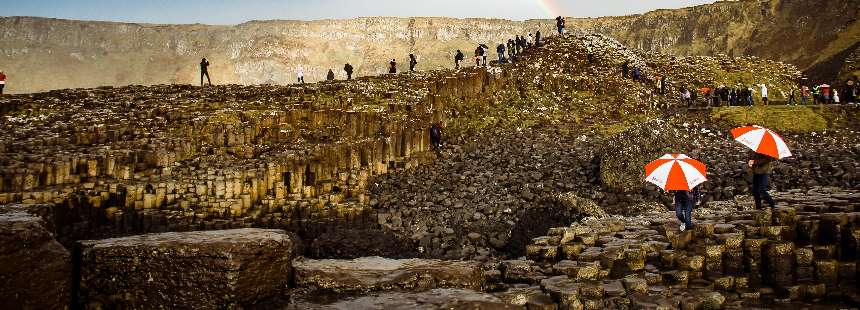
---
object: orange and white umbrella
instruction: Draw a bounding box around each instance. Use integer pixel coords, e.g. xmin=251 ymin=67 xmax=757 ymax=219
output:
xmin=644 ymin=154 xmax=708 ymax=191
xmin=730 ymin=125 xmax=792 ymax=159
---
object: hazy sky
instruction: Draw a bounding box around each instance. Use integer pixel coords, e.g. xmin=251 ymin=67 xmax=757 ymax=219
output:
xmin=0 ymin=0 xmax=717 ymax=24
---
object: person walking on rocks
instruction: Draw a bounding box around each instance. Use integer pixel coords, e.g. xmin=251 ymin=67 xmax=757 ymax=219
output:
xmin=344 ymin=63 xmax=354 ymax=80
xmin=326 ymin=69 xmax=335 ymax=81
xmin=622 ymin=61 xmax=629 ymax=78
xmin=535 ymin=31 xmax=542 ymax=47
xmin=0 ymin=71 xmax=5 ymax=95
xmin=801 ymin=85 xmax=810 ymax=105
xmin=389 ymin=59 xmax=397 ymax=74
xmin=455 ymin=50 xmax=465 ymax=69
xmin=788 ymin=87 xmax=797 ymax=105
xmin=429 ymin=121 xmax=443 ymax=152
xmin=497 ymin=43 xmax=506 ymax=64
xmin=760 ymin=84 xmax=769 ymax=105
xmin=474 ymin=46 xmax=484 ymax=67
xmin=481 ymin=45 xmax=489 ymax=66
xmin=632 ymin=67 xmax=642 ymax=81
xmin=199 ymin=58 xmax=211 ymax=86
xmin=409 ymin=54 xmax=418 ymax=72
xmin=556 ymin=16 xmax=565 ymax=35
xmin=296 ymin=65 xmax=305 ymax=84
xmin=674 ymin=187 xmax=700 ymax=231
xmin=749 ymin=152 xmax=776 ymax=209
xmin=507 ymin=39 xmax=515 ymax=60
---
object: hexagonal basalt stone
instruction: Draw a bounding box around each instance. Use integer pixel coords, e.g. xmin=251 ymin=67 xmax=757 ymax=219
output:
xmin=79 ymin=229 xmax=297 ymax=309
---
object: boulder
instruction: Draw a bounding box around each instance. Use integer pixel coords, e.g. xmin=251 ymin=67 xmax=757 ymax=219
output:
xmin=0 ymin=211 xmax=70 ymax=310
xmin=79 ymin=228 xmax=297 ymax=309
xmin=293 ymin=256 xmax=484 ymax=292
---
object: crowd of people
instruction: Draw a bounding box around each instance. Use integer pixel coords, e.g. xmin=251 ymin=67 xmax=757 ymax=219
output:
xmin=670 ymin=79 xmax=860 ymax=108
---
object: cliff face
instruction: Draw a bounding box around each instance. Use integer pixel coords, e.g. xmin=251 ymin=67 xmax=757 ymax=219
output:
xmin=1 ymin=0 xmax=857 ymax=93
xmin=573 ymin=0 xmax=860 ymax=82
xmin=0 ymin=16 xmax=551 ymax=93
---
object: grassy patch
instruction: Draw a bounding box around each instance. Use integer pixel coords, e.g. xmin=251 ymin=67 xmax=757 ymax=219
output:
xmin=710 ymin=105 xmax=828 ymax=132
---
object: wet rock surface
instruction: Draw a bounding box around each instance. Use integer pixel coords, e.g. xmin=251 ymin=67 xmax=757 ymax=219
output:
xmin=285 ymin=288 xmax=519 ymax=310
xmin=0 ymin=209 xmax=70 ymax=310
xmin=293 ymin=256 xmax=484 ymax=293
xmin=78 ymin=228 xmax=297 ymax=309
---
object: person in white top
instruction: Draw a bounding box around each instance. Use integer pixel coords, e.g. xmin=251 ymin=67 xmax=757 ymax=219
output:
xmin=760 ymin=84 xmax=768 ymax=105
xmin=296 ymin=65 xmax=305 ymax=84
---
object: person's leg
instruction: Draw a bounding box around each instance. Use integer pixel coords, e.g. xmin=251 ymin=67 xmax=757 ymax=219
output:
xmin=752 ymin=174 xmax=764 ymax=209
xmin=675 ymin=199 xmax=685 ymax=223
xmin=685 ymin=200 xmax=693 ymax=229
xmin=201 ymin=72 xmax=204 ymax=86
xmin=206 ymin=72 xmax=211 ymax=85
xmin=761 ymin=174 xmax=776 ymax=208
xmin=0 ymin=84 xmax=4 ymax=95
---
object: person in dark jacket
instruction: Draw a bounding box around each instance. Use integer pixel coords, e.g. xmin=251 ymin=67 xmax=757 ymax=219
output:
xmin=622 ymin=61 xmax=629 ymax=78
xmin=409 ymin=54 xmax=418 ymax=72
xmin=344 ymin=63 xmax=354 ymax=80
xmin=455 ymin=50 xmax=465 ymax=69
xmin=326 ymin=69 xmax=335 ymax=81
xmin=535 ymin=31 xmax=542 ymax=47
xmin=632 ymin=67 xmax=642 ymax=81
xmin=389 ymin=59 xmax=397 ymax=74
xmin=674 ymin=187 xmax=700 ymax=231
xmin=556 ymin=16 xmax=565 ymax=35
xmin=200 ymin=58 xmax=211 ymax=86
xmin=497 ymin=43 xmax=506 ymax=64
xmin=475 ymin=46 xmax=484 ymax=67
xmin=429 ymin=121 xmax=443 ymax=151
xmin=507 ymin=39 xmax=515 ymax=59
xmin=749 ymin=152 xmax=776 ymax=209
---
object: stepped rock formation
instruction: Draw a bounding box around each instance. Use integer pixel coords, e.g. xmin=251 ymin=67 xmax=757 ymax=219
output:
xmin=2 ymin=0 xmax=859 ymax=93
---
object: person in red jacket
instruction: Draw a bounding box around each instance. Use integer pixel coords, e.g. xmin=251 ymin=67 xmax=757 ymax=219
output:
xmin=0 ymin=71 xmax=6 ymax=95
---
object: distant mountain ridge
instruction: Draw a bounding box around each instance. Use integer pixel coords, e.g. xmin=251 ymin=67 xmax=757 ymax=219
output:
xmin=1 ymin=0 xmax=857 ymax=93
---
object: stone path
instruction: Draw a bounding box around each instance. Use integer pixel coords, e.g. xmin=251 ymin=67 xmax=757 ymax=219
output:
xmin=501 ymin=187 xmax=860 ymax=309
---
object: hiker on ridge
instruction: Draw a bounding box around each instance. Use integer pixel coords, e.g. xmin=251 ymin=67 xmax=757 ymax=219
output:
xmin=326 ymin=69 xmax=335 ymax=81
xmin=455 ymin=50 xmax=465 ymax=69
xmin=344 ymin=63 xmax=354 ymax=80
xmin=200 ymin=58 xmax=211 ymax=86
xmin=475 ymin=46 xmax=484 ymax=67
xmin=535 ymin=31 xmax=542 ymax=47
xmin=497 ymin=43 xmax=506 ymax=64
xmin=0 ymin=71 xmax=6 ymax=95
xmin=389 ymin=59 xmax=397 ymax=74
xmin=409 ymin=54 xmax=418 ymax=72
xmin=760 ymin=84 xmax=769 ymax=105
xmin=296 ymin=65 xmax=305 ymax=84
xmin=556 ymin=16 xmax=565 ymax=35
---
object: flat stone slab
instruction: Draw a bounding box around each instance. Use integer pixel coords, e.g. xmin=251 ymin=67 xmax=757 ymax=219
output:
xmin=285 ymin=288 xmax=519 ymax=310
xmin=0 ymin=210 xmax=70 ymax=310
xmin=294 ymin=256 xmax=484 ymax=292
xmin=79 ymin=228 xmax=297 ymax=309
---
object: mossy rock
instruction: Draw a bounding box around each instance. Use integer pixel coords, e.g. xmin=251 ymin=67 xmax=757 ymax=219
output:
xmin=710 ymin=106 xmax=829 ymax=133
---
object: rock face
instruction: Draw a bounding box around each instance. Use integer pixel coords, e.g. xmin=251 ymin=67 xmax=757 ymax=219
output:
xmin=573 ymin=0 xmax=860 ymax=82
xmin=0 ymin=210 xmax=70 ymax=310
xmin=293 ymin=256 xmax=484 ymax=292
xmin=2 ymin=0 xmax=858 ymax=93
xmin=286 ymin=288 xmax=519 ymax=310
xmin=78 ymin=228 xmax=297 ymax=309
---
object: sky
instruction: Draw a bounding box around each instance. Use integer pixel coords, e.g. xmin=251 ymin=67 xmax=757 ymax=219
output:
xmin=0 ymin=0 xmax=717 ymax=24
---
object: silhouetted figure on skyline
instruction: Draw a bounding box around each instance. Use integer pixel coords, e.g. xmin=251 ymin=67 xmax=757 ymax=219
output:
xmin=389 ymin=59 xmax=397 ymax=74
xmin=344 ymin=63 xmax=354 ymax=80
xmin=200 ymin=58 xmax=211 ymax=86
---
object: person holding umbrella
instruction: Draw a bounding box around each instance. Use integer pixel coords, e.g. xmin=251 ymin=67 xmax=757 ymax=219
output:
xmin=645 ymin=154 xmax=707 ymax=232
xmin=731 ymin=125 xmax=792 ymax=210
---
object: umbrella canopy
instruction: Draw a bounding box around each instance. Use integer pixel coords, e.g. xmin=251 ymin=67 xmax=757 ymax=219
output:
xmin=645 ymin=154 xmax=708 ymax=191
xmin=731 ymin=125 xmax=792 ymax=159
